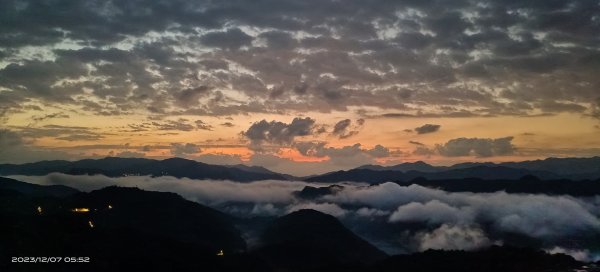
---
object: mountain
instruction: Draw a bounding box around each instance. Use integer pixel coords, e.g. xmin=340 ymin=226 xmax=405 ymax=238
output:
xmin=358 ymin=161 xmax=441 ymax=172
xmin=0 ymin=157 xmax=290 ymax=181
xmin=256 ymin=209 xmax=387 ymax=271
xmin=374 ymin=246 xmax=582 ymax=272
xmin=305 ymin=166 xmax=560 ymax=183
xmin=293 ymin=185 xmax=345 ymax=200
xmin=0 ymin=183 xmax=259 ymax=272
xmin=226 ymin=164 xmax=297 ymax=180
xmin=355 ymin=157 xmax=600 ymax=180
xmin=0 ymin=176 xmax=79 ymax=197
xmin=399 ymin=175 xmax=600 ymax=196
xmin=65 ymin=186 xmax=246 ymax=252
xmin=498 ymin=157 xmax=600 ymax=177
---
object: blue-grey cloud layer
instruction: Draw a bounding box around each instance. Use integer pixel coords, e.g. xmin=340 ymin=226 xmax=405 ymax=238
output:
xmin=1 ymin=0 xmax=599 ymax=119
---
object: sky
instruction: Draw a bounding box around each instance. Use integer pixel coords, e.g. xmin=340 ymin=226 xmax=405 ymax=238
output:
xmin=0 ymin=0 xmax=599 ymax=175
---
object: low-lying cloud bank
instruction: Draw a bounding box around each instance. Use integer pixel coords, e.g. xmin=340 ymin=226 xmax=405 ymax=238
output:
xmin=8 ymin=174 xmax=600 ymax=261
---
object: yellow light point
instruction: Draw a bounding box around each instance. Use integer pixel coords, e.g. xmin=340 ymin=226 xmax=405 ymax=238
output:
xmin=72 ymin=208 xmax=90 ymax=213
xmin=217 ymin=250 xmax=224 ymax=256
xmin=88 ymin=220 xmax=95 ymax=228
xmin=108 ymin=204 xmax=113 ymax=209
xmin=37 ymin=206 xmax=42 ymax=214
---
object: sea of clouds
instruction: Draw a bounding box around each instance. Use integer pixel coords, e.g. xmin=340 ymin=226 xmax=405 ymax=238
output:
xmin=8 ymin=173 xmax=600 ymax=262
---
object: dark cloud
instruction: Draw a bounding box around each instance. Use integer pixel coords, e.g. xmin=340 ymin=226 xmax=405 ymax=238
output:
xmin=414 ymin=124 xmax=441 ymax=134
xmin=0 ymin=129 xmax=71 ymax=163
xmin=122 ymin=118 xmax=217 ymax=132
xmin=195 ymin=120 xmax=213 ymax=131
xmin=243 ymin=117 xmax=316 ymax=149
xmin=55 ymin=134 xmax=104 ymax=141
xmin=331 ymin=119 xmax=365 ymax=139
xmin=366 ymin=144 xmax=391 ymax=158
xmin=170 ymin=143 xmax=201 ymax=157
xmin=220 ymin=122 xmax=235 ymax=127
xmin=331 ymin=119 xmax=352 ymax=138
xmin=175 ymin=86 xmax=212 ymax=107
xmin=151 ymin=119 xmax=196 ymax=131
xmin=200 ymin=28 xmax=253 ymax=50
xmin=409 ymin=141 xmax=425 ymax=146
xmin=0 ymin=0 xmax=598 ymax=119
xmin=435 ymin=137 xmax=516 ymax=157
xmin=114 ymin=150 xmax=146 ymax=158
xmin=10 ymin=125 xmax=104 ymax=142
xmin=294 ymin=142 xmax=390 ymax=159
xmin=31 ymin=112 xmax=70 ymax=122
xmin=414 ymin=146 xmax=436 ymax=156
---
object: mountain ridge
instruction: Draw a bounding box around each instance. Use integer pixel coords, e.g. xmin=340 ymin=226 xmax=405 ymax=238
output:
xmin=0 ymin=157 xmax=290 ymax=182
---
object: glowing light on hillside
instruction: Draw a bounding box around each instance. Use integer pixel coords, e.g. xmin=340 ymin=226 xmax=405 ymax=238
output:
xmin=72 ymin=208 xmax=90 ymax=213
xmin=88 ymin=221 xmax=95 ymax=228
xmin=217 ymin=250 xmax=224 ymax=256
xmin=37 ymin=206 xmax=42 ymax=214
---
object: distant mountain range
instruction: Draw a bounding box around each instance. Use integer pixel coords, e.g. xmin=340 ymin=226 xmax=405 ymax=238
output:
xmin=308 ymin=157 xmax=600 ymax=183
xmin=2 ymin=156 xmax=600 ymax=183
xmin=0 ymin=157 xmax=289 ymax=182
xmin=359 ymin=157 xmax=600 ymax=177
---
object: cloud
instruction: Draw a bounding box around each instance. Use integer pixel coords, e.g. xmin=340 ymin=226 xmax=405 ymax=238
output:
xmin=0 ymin=129 xmax=72 ymax=163
xmin=0 ymin=0 xmax=598 ymax=120
xmin=195 ymin=120 xmax=213 ymax=131
xmin=355 ymin=207 xmax=390 ymax=217
xmin=331 ymin=119 xmax=363 ymax=139
xmin=365 ymin=144 xmax=391 ymax=158
xmin=151 ymin=119 xmax=196 ymax=132
xmin=124 ymin=119 xmax=214 ymax=132
xmin=294 ymin=142 xmax=391 ymax=161
xmin=435 ymin=137 xmax=516 ymax=157
xmin=414 ymin=124 xmax=441 ymax=134
xmin=417 ymin=224 xmax=495 ymax=251
xmin=389 ymin=200 xmax=473 ymax=225
xmin=114 ymin=150 xmax=146 ymax=158
xmin=11 ymin=175 xmax=600 ymax=257
xmin=409 ymin=141 xmax=425 ymax=146
xmin=170 ymin=143 xmax=201 ymax=156
xmin=326 ymin=182 xmax=600 ymax=240
xmin=31 ymin=112 xmax=70 ymax=123
xmin=243 ymin=117 xmax=316 ymax=149
xmin=14 ymin=174 xmax=313 ymax=206
xmin=200 ymin=28 xmax=253 ymax=50
xmin=546 ymin=247 xmax=600 ymax=262
xmin=10 ymin=125 xmax=104 ymax=141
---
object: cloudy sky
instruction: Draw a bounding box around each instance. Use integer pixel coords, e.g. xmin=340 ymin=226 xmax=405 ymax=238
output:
xmin=1 ymin=0 xmax=599 ymax=175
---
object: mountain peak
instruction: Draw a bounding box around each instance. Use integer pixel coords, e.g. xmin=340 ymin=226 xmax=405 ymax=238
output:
xmin=257 ymin=209 xmax=387 ymax=270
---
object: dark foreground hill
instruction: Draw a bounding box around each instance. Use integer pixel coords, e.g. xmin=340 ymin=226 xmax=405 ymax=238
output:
xmin=256 ymin=209 xmax=387 ymax=271
xmin=372 ymin=246 xmax=582 ymax=272
xmin=0 ymin=157 xmax=290 ymax=181
xmin=0 ymin=181 xmax=262 ymax=272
